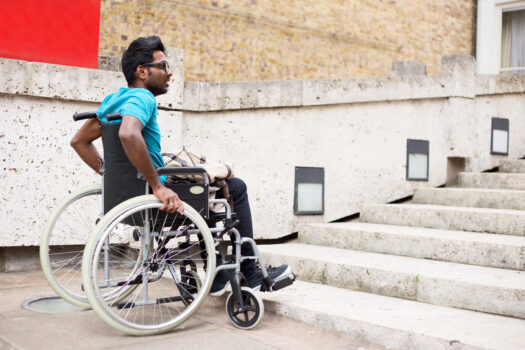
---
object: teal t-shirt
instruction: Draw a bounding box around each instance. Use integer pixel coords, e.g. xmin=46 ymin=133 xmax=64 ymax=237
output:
xmin=97 ymin=87 xmax=167 ymax=183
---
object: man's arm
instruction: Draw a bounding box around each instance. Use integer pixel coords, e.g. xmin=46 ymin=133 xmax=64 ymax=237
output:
xmin=118 ymin=115 xmax=183 ymax=214
xmin=70 ymin=118 xmax=103 ymax=175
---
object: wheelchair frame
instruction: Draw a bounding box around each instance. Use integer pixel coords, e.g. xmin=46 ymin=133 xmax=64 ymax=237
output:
xmin=41 ymin=111 xmax=295 ymax=336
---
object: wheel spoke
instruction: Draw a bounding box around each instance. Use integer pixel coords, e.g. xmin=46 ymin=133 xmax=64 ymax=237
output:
xmin=41 ymin=186 xmax=101 ymax=307
xmin=85 ymin=198 xmax=215 ymax=335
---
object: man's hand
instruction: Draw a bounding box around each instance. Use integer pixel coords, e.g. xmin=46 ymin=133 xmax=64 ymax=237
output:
xmin=153 ymin=185 xmax=184 ymax=215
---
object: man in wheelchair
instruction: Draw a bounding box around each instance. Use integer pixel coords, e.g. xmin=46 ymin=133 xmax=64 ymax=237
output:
xmin=70 ymin=36 xmax=290 ymax=297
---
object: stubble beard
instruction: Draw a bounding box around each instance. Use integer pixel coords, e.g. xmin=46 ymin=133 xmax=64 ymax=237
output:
xmin=145 ymin=67 xmax=168 ymax=96
xmin=145 ymin=80 xmax=167 ymax=96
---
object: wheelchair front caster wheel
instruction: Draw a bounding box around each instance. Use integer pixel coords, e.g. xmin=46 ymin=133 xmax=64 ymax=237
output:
xmin=225 ymin=287 xmax=264 ymax=330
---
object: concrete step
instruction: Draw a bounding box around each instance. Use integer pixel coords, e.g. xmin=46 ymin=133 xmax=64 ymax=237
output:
xmin=360 ymin=203 xmax=525 ymax=236
xmin=299 ymin=222 xmax=525 ymax=270
xmin=412 ymin=187 xmax=525 ymax=210
xmin=500 ymin=159 xmax=525 ymax=173
xmin=259 ymin=243 xmax=525 ymax=318
xmin=262 ymin=280 xmax=525 ymax=350
xmin=458 ymin=172 xmax=525 ymax=190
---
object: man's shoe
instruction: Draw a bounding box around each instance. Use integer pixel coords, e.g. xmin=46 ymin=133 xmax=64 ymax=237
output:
xmin=245 ymin=264 xmax=291 ymax=291
xmin=267 ymin=265 xmax=291 ymax=279
xmin=210 ymin=269 xmax=231 ymax=296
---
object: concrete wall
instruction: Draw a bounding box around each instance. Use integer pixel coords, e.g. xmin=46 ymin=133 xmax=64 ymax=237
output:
xmin=1 ymin=54 xmax=525 ymax=246
xmin=98 ymin=0 xmax=477 ymax=81
xmin=180 ymin=55 xmax=525 ymax=238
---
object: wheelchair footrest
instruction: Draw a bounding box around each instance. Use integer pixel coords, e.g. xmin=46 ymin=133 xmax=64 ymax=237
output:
xmin=271 ymin=273 xmax=296 ymax=291
xmin=260 ymin=273 xmax=296 ymax=292
xmin=116 ymin=296 xmax=184 ymax=309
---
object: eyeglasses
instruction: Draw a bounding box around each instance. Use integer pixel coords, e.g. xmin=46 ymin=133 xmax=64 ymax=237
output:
xmin=142 ymin=61 xmax=171 ymax=74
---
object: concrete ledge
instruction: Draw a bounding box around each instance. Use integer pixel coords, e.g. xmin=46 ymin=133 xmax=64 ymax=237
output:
xmin=182 ymin=70 xmax=525 ymax=111
xmin=476 ymin=74 xmax=525 ymax=96
xmin=263 ymin=280 xmax=525 ymax=350
xmin=182 ymin=54 xmax=482 ymax=111
xmin=299 ymin=222 xmax=525 ymax=270
xmin=183 ymin=80 xmax=304 ymax=111
xmin=0 ymin=52 xmax=184 ymax=110
xmin=97 ymin=56 xmax=121 ymax=72
xmin=0 ymin=58 xmax=121 ymax=103
xmin=500 ymin=160 xmax=525 ymax=173
xmin=259 ymin=243 xmax=525 ymax=318
xmin=360 ymin=203 xmax=525 ymax=235
xmin=412 ymin=187 xmax=525 ymax=210
xmin=458 ymin=172 xmax=525 ymax=190
xmin=6 ymin=54 xmax=525 ymax=114
xmin=179 ymin=55 xmax=525 ymax=111
xmin=182 ymin=75 xmax=466 ymax=111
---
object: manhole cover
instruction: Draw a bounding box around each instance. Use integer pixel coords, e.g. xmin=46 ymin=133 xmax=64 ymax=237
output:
xmin=23 ymin=296 xmax=86 ymax=314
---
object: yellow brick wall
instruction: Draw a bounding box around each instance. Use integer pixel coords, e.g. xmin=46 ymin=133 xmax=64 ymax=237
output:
xmin=99 ymin=0 xmax=476 ymax=81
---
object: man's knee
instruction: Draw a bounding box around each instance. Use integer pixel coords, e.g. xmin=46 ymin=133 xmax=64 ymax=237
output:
xmin=227 ymin=177 xmax=247 ymax=197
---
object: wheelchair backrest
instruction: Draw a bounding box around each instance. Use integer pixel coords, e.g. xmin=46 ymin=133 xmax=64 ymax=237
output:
xmin=100 ymin=122 xmax=146 ymax=214
xmin=99 ymin=119 xmax=210 ymax=221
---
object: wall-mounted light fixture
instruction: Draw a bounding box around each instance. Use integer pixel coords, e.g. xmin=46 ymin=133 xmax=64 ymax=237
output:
xmin=294 ymin=166 xmax=324 ymax=215
xmin=406 ymin=139 xmax=429 ymax=181
xmin=491 ymin=117 xmax=509 ymax=155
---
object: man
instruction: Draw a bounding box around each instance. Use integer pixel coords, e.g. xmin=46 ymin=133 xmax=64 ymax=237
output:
xmin=71 ymin=36 xmax=289 ymax=295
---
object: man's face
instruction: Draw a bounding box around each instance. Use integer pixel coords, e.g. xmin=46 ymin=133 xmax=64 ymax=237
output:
xmin=144 ymin=50 xmax=172 ymax=96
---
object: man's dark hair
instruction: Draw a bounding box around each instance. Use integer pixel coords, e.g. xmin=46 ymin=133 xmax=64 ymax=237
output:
xmin=121 ymin=36 xmax=166 ymax=86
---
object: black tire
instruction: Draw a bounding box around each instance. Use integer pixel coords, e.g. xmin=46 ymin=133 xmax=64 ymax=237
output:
xmin=226 ymin=287 xmax=264 ymax=330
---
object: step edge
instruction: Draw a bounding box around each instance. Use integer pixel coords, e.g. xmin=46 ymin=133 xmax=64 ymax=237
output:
xmin=259 ymin=243 xmax=525 ymax=287
xmin=262 ymin=280 xmax=525 ymax=350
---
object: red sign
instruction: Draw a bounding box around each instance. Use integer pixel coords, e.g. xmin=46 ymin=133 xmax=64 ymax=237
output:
xmin=0 ymin=0 xmax=101 ymax=68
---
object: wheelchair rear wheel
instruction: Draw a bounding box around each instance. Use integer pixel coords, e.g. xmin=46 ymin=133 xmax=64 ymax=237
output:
xmin=40 ymin=184 xmax=102 ymax=308
xmin=82 ymin=195 xmax=216 ymax=336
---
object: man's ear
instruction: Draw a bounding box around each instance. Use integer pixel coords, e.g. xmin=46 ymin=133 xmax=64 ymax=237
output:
xmin=135 ymin=65 xmax=148 ymax=81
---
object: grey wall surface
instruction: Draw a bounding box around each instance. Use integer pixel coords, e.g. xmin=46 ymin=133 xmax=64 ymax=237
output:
xmin=1 ymin=54 xmax=524 ymax=245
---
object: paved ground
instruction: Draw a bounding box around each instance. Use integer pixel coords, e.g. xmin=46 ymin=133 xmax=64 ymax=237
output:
xmin=0 ymin=271 xmax=384 ymax=350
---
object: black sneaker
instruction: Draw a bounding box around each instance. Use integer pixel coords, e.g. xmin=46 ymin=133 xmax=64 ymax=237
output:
xmin=267 ymin=265 xmax=292 ymax=279
xmin=244 ymin=264 xmax=291 ymax=291
xmin=210 ymin=269 xmax=231 ymax=296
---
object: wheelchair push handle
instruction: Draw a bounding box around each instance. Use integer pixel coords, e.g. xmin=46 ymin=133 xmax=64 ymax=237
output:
xmin=73 ymin=112 xmax=98 ymax=121
xmin=72 ymin=112 xmax=122 ymax=122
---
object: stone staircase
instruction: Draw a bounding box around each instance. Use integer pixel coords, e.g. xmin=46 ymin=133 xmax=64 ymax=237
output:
xmin=258 ymin=159 xmax=525 ymax=350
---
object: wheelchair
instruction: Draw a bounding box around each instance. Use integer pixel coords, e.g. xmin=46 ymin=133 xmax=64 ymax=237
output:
xmin=40 ymin=111 xmax=295 ymax=336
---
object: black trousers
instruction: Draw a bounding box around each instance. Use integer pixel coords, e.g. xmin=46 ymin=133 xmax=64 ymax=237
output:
xmin=215 ymin=177 xmax=256 ymax=274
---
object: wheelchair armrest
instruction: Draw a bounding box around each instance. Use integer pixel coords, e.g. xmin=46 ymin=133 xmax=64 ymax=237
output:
xmin=156 ymin=166 xmax=210 ymax=185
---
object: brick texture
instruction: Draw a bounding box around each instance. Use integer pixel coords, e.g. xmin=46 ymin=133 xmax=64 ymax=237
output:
xmin=99 ymin=0 xmax=477 ymax=81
